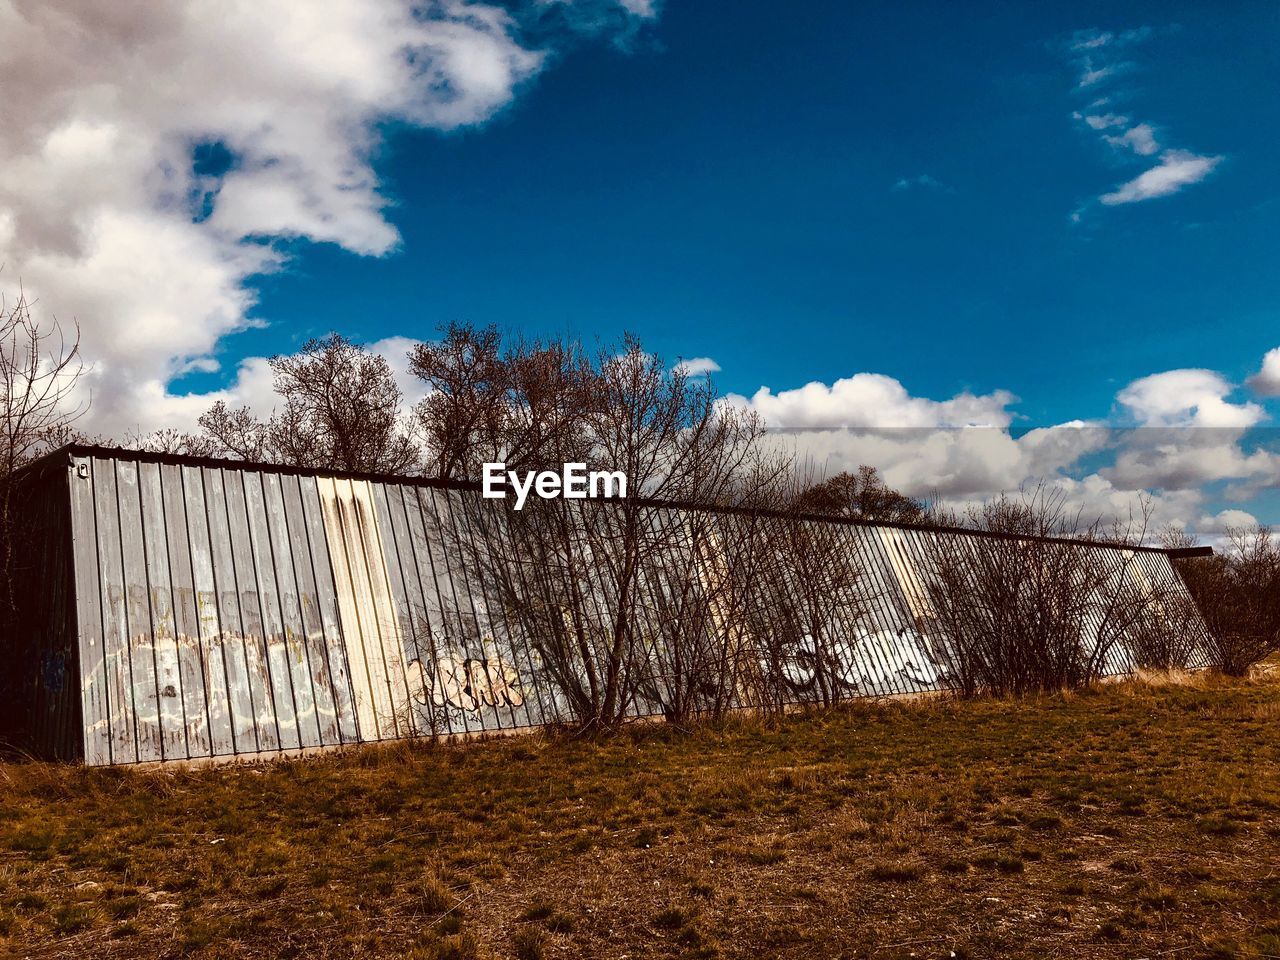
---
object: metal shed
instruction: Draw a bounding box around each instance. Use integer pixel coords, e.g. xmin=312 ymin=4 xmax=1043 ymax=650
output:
xmin=0 ymin=445 xmax=1212 ymax=765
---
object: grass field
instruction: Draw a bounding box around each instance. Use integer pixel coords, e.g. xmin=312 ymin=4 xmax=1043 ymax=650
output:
xmin=1 ymin=669 xmax=1277 ymax=959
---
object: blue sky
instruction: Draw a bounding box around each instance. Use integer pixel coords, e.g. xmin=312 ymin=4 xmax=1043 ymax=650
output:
xmin=225 ymin=1 xmax=1280 ymax=427
xmin=3 ymin=0 xmax=1278 ymax=535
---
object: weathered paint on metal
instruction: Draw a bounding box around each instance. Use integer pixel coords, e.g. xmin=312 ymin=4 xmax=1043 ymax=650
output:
xmin=1 ymin=446 xmax=1215 ymax=765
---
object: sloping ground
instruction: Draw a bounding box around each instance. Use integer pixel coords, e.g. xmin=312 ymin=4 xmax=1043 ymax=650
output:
xmin=1 ymin=671 xmax=1277 ymax=959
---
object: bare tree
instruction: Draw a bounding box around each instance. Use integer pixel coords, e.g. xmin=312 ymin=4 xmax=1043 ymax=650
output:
xmin=197 ymin=334 xmax=420 ymax=473
xmin=124 ymin=427 xmax=218 ymax=458
xmin=441 ymin=333 xmax=791 ymax=729
xmin=0 ymin=288 xmax=84 ymax=479
xmin=792 ymin=465 xmax=926 ymax=524
xmin=1168 ymin=525 xmax=1280 ymax=676
xmin=0 ymin=288 xmax=85 ymax=614
xmin=919 ymin=486 xmax=1168 ymax=697
xmin=197 ymin=402 xmax=271 ymax=461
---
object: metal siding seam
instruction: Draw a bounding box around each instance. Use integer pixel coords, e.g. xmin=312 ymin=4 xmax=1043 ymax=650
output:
xmin=171 ymin=465 xmax=214 ymax=757
xmin=188 ymin=467 xmax=236 ymax=757
xmin=437 ymin=487 xmax=494 ymax=733
xmin=70 ymin=457 xmax=110 ymax=765
xmin=139 ymin=461 xmax=187 ymax=759
xmin=382 ymin=483 xmax=433 ymax=735
xmin=346 ymin=479 xmax=403 ymax=740
xmin=203 ymin=467 xmax=255 ymax=755
xmin=473 ymin=492 xmax=552 ymax=728
xmin=320 ymin=477 xmax=384 ymax=741
xmin=369 ymin=481 xmax=422 ymax=738
xmin=487 ymin=497 xmax=550 ymax=729
xmin=395 ymin=484 xmax=450 ymax=735
xmin=439 ymin=488 xmax=513 ymax=731
xmin=117 ymin=458 xmax=162 ymax=762
xmin=266 ymin=472 xmax=322 ymax=748
xmin=407 ymin=487 xmax=458 ymax=737
xmin=278 ymin=473 xmax=337 ymax=747
xmin=242 ymin=471 xmax=300 ymax=751
xmin=228 ymin=470 xmax=273 ymax=750
xmin=304 ymin=476 xmax=360 ymax=743
xmin=159 ymin=462 xmax=208 ymax=758
xmin=221 ymin=468 xmax=269 ymax=753
xmin=420 ymin=488 xmax=480 ymax=735
xmin=99 ymin=459 xmax=137 ymax=763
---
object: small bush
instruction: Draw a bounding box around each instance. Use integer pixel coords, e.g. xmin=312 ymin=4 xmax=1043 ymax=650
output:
xmin=513 ymin=928 xmax=546 ymax=960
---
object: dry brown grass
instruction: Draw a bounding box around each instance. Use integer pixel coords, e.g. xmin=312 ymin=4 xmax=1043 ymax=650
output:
xmin=1 ymin=670 xmax=1277 ymax=959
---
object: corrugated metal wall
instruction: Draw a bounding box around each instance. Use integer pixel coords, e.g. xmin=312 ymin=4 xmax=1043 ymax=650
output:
xmin=0 ymin=464 xmax=81 ymax=760
xmin=42 ymin=448 xmax=1210 ymax=765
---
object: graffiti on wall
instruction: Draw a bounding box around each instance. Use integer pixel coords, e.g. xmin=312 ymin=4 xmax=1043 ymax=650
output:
xmin=407 ymin=654 xmax=525 ymax=712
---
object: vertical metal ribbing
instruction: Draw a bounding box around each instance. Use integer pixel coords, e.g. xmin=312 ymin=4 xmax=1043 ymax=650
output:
xmin=111 ymin=459 xmax=146 ymax=762
xmin=844 ymin=526 xmax=903 ymax=696
xmin=221 ymin=469 xmax=267 ymax=754
xmin=435 ymin=488 xmax=511 ymax=732
xmin=156 ymin=464 xmax=190 ymax=759
xmin=262 ymin=472 xmax=321 ymax=748
xmin=289 ymin=473 xmax=343 ymax=746
xmin=172 ymin=466 xmax=213 ymax=758
xmin=52 ymin=452 xmax=1227 ymax=765
xmin=402 ymin=486 xmax=456 ymax=738
xmin=461 ymin=493 xmax=541 ymax=730
xmin=275 ymin=478 xmax=330 ymax=747
xmin=382 ymin=484 xmax=438 ymax=735
xmin=349 ymin=481 xmax=414 ymax=740
xmin=203 ymin=468 xmax=251 ymax=756
xmin=476 ymin=495 xmax=547 ymax=729
xmin=80 ymin=458 xmax=113 ymax=768
xmin=484 ymin=492 xmax=562 ymax=728
xmin=300 ymin=475 xmax=359 ymax=745
xmin=415 ymin=488 xmax=474 ymax=734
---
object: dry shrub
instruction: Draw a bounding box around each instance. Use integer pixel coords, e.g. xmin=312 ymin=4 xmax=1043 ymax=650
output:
xmin=1169 ymin=526 xmax=1280 ymax=677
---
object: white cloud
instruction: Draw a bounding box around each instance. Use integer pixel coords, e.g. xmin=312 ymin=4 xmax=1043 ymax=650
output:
xmin=1106 ymin=431 xmax=1280 ymax=491
xmin=723 ymin=362 xmax=1275 ymax=534
xmin=0 ymin=0 xmax=649 ymax=438
xmin=673 ymin=357 xmax=721 ymax=377
xmin=1065 ymin=27 xmax=1221 ymax=210
xmin=369 ymin=335 xmax=431 ymax=411
xmin=1198 ymin=508 xmax=1260 ymax=535
xmin=726 ymin=374 xmax=1017 ymax=430
xmin=1105 ymin=369 xmax=1278 ymax=492
xmin=1116 ymin=369 xmax=1263 ymax=429
xmin=1247 ymin=346 xmax=1280 ymax=397
xmin=1104 ymin=122 xmax=1159 ymax=156
xmin=1078 ymin=112 xmax=1129 ymax=130
xmin=1077 ymin=63 xmax=1118 ymax=88
xmin=1100 ymin=150 xmax=1221 ymax=205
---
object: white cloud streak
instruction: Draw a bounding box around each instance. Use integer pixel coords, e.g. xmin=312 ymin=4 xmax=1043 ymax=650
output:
xmin=1065 ymin=25 xmax=1222 ymax=210
xmin=673 ymin=357 xmax=721 ymax=377
xmin=1100 ymin=150 xmax=1221 ymax=205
